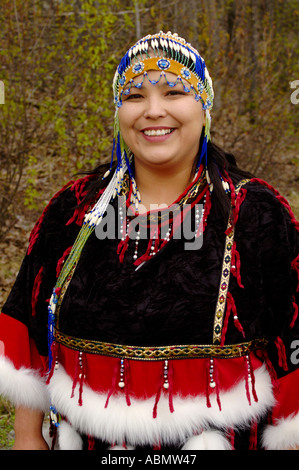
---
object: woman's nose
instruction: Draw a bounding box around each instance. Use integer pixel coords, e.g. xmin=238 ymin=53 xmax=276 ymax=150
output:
xmin=143 ymin=95 xmax=167 ymax=119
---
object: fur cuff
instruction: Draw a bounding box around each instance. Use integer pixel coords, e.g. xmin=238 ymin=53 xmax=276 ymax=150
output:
xmin=48 ymin=363 xmax=274 ymax=448
xmin=0 ymin=356 xmax=49 ymax=412
xmin=262 ymin=412 xmax=299 ymax=450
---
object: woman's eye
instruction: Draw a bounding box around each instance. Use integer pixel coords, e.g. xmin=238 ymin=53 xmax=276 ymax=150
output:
xmin=124 ymin=93 xmax=143 ymax=100
xmin=167 ymin=90 xmax=187 ymax=96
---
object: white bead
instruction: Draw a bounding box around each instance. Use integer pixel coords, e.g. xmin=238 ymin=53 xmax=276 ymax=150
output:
xmin=210 ymin=381 xmax=216 ymax=388
xmin=118 ymin=381 xmax=125 ymax=388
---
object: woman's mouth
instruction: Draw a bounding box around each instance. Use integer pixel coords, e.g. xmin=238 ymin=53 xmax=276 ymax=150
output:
xmin=141 ymin=128 xmax=176 ymax=143
xmin=142 ymin=128 xmax=175 ymax=137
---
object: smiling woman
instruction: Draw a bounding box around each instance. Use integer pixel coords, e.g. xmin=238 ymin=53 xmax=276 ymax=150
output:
xmin=0 ymin=31 xmax=299 ymax=451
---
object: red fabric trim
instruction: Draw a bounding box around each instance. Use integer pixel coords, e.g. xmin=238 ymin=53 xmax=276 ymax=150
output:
xmin=291 ymin=254 xmax=299 ymax=292
xmin=56 ymin=246 xmax=72 ymax=277
xmin=271 ymin=369 xmax=299 ymax=420
xmin=231 ymin=241 xmax=244 ymax=288
xmin=0 ymin=313 xmax=47 ymax=374
xmin=290 ymin=296 xmax=299 ymax=328
xmin=31 ymin=266 xmax=43 ymax=317
xmin=66 ymin=177 xmax=105 ymax=227
xmin=58 ymin=343 xmax=263 ymax=399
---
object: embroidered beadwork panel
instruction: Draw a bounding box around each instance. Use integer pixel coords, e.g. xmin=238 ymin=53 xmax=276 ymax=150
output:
xmin=212 ymin=179 xmax=250 ymax=344
xmin=55 ymin=331 xmax=267 ymax=361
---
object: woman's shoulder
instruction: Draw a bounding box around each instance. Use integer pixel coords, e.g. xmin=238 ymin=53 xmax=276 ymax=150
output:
xmin=235 ymin=177 xmax=299 ymax=235
xmin=27 ymin=173 xmax=105 ymax=255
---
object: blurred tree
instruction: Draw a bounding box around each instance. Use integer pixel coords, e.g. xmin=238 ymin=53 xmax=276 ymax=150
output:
xmin=0 ymin=0 xmax=298 ymax=241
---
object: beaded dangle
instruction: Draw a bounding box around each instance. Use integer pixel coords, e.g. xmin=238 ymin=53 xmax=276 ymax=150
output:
xmin=118 ymin=358 xmax=125 ymax=388
xmin=208 ymin=358 xmax=216 ymax=389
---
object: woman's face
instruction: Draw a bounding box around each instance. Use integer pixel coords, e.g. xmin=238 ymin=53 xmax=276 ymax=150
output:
xmin=118 ymin=71 xmax=205 ymax=175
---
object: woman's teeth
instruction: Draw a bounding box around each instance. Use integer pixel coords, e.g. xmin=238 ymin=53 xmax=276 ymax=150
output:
xmin=143 ymin=128 xmax=174 ymax=136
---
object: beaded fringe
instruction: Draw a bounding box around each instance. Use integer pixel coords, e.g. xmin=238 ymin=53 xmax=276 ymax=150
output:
xmin=47 ymin=345 xmax=264 ymax=419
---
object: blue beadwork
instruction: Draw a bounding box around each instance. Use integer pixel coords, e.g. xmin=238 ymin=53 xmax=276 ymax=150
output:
xmin=132 ymin=62 xmax=144 ymax=74
xmin=181 ymin=67 xmax=191 ymax=80
xmin=157 ymin=58 xmax=170 ymax=70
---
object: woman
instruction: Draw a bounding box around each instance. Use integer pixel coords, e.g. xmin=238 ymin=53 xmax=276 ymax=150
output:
xmin=0 ymin=31 xmax=298 ymax=451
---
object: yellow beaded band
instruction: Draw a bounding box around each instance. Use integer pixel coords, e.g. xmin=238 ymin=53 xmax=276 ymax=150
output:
xmin=55 ymin=330 xmax=268 ymax=361
xmin=118 ymin=57 xmax=209 ymax=105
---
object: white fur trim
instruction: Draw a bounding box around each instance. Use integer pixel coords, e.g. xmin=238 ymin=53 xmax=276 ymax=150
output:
xmin=0 ymin=356 xmax=49 ymax=412
xmin=108 ymin=444 xmax=135 ymax=450
xmin=262 ymin=412 xmax=299 ymax=450
xmin=181 ymin=431 xmax=232 ymax=450
xmin=58 ymin=421 xmax=135 ymax=450
xmin=58 ymin=420 xmax=83 ymax=450
xmin=48 ymin=364 xmax=274 ymax=447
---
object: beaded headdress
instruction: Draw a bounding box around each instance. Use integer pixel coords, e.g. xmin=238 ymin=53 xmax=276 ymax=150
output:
xmin=85 ymin=31 xmax=214 ymax=227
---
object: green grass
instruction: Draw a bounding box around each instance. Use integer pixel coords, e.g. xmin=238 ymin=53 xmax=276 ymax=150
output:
xmin=0 ymin=398 xmax=15 ymax=450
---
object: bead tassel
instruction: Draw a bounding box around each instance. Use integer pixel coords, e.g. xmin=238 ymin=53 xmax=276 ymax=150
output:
xmin=205 ymin=359 xmax=212 ymax=408
xmin=124 ymin=359 xmax=131 ymax=407
xmin=70 ymin=351 xmax=86 ymax=406
xmin=247 ymin=354 xmax=258 ymax=403
xmin=152 ymin=360 xmax=174 ymax=418
xmin=244 ymin=356 xmax=252 ymax=406
xmin=221 ymin=292 xmax=245 ymax=346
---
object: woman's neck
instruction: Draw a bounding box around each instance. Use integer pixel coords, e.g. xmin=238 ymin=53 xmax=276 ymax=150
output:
xmin=134 ymin=162 xmax=196 ymax=213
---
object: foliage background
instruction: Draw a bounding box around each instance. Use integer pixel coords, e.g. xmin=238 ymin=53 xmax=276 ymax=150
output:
xmin=0 ymin=0 xmax=298 ymax=449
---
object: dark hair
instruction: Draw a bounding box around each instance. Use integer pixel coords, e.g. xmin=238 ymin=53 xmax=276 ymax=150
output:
xmin=77 ymin=139 xmax=254 ymax=223
xmin=206 ymin=140 xmax=254 ymax=219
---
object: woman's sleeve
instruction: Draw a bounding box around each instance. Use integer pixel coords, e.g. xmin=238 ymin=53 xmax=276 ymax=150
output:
xmin=251 ymin=181 xmax=299 ymax=450
xmin=0 ymin=181 xmax=80 ymax=413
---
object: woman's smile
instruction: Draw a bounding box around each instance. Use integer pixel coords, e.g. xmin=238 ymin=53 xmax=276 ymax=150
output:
xmin=141 ymin=126 xmax=176 ymax=141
